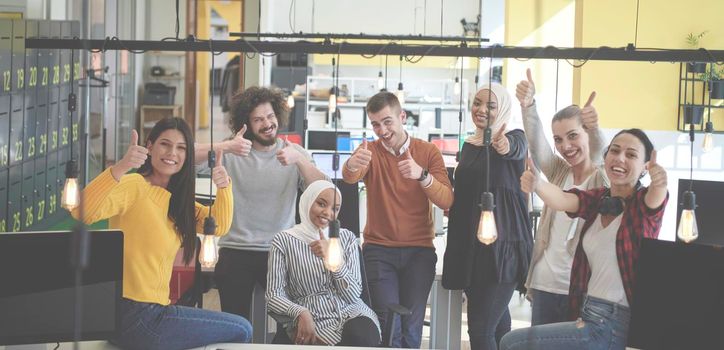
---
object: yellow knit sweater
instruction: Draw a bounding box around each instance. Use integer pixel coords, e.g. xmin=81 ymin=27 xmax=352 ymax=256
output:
xmin=72 ymin=168 xmax=233 ymax=305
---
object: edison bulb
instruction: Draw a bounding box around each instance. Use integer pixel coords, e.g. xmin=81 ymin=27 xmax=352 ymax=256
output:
xmin=324 ymin=237 xmax=344 ymax=272
xmin=677 ymin=209 xmax=699 ymax=243
xmin=286 ymin=94 xmax=295 ymax=108
xmin=702 ymin=132 xmax=713 ymax=152
xmin=61 ymin=177 xmax=80 ymax=211
xmin=476 ymin=210 xmax=498 ymax=245
xmin=199 ymin=234 xmax=219 ymax=268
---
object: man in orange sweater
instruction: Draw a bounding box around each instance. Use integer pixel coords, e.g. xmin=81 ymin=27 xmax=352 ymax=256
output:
xmin=343 ymin=91 xmax=453 ymax=348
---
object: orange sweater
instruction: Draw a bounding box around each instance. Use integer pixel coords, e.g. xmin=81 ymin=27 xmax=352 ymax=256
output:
xmin=343 ymin=138 xmax=453 ymax=248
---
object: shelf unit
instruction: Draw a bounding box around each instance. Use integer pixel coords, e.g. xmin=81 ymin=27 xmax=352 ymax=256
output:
xmin=677 ymin=62 xmax=724 ymax=133
xmin=143 ymin=51 xmax=185 ymax=108
xmin=139 ymin=104 xmax=183 ymax=141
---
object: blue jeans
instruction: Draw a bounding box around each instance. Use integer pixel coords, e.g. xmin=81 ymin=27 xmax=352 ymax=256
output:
xmin=530 ymin=289 xmax=569 ymax=326
xmin=112 ymin=298 xmax=252 ymax=350
xmin=363 ymin=244 xmax=436 ymax=348
xmin=499 ymin=295 xmax=630 ymax=350
xmin=465 ymin=281 xmax=517 ymax=350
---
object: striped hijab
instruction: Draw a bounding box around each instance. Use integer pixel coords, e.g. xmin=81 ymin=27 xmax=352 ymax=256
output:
xmin=286 ymin=180 xmax=342 ymax=244
xmin=465 ymin=83 xmax=512 ymax=146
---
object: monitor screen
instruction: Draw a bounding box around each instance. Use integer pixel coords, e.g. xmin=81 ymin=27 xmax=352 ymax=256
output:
xmin=307 ymin=130 xmax=352 ymax=151
xmin=676 ymin=179 xmax=724 ymax=246
xmin=628 ymin=238 xmax=724 ymax=349
xmin=428 ymin=134 xmax=460 ymax=156
xmin=0 ymin=230 xmax=123 ymax=346
xmin=312 ymin=152 xmax=352 ymax=179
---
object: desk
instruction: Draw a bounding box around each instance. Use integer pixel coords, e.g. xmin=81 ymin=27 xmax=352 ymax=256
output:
xmin=429 ymin=236 xmax=463 ymax=350
xmin=0 ymin=342 xmax=396 ymax=350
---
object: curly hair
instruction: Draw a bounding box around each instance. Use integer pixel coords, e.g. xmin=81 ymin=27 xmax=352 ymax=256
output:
xmin=228 ymin=86 xmax=290 ymax=138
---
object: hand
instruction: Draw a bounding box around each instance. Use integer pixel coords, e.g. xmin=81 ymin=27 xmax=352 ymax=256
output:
xmin=580 ymin=91 xmax=599 ymax=130
xmin=294 ymin=310 xmax=317 ymax=345
xmin=520 ymin=157 xmax=541 ymax=194
xmin=346 ymin=138 xmax=372 ymax=171
xmin=224 ymin=124 xmax=252 ymax=157
xmin=492 ymin=123 xmax=510 ymax=155
xmin=397 ymin=150 xmax=423 ymax=180
xmin=211 ymin=149 xmax=230 ymax=188
xmin=515 ymin=68 xmax=536 ymax=108
xmin=276 ymin=139 xmax=302 ymax=166
xmin=309 ymin=230 xmax=329 ymax=259
xmin=646 ymin=150 xmax=667 ymax=189
xmin=112 ymin=130 xmax=148 ymax=180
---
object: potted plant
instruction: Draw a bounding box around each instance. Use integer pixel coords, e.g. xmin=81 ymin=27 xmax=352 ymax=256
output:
xmin=701 ymin=65 xmax=724 ymax=100
xmin=685 ymin=31 xmax=708 ymax=73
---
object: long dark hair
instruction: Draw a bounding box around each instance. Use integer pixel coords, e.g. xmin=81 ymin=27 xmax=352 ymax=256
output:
xmin=137 ymin=117 xmax=197 ymax=265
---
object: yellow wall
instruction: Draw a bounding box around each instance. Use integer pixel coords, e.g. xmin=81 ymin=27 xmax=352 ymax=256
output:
xmin=506 ymin=0 xmax=724 ymax=131
xmin=196 ymin=1 xmax=242 ymax=129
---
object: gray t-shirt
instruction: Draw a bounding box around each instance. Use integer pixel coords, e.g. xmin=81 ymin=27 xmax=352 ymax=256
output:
xmin=217 ymin=139 xmax=314 ymax=251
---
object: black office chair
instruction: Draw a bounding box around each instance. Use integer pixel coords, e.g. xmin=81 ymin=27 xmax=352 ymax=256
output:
xmin=268 ymin=246 xmax=410 ymax=347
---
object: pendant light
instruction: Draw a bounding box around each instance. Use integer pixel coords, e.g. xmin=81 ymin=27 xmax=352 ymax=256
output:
xmin=328 ymin=58 xmax=337 ymax=115
xmin=61 ymin=42 xmax=80 ymax=211
xmin=200 ymin=40 xmax=220 ymax=268
xmin=395 ymin=55 xmax=405 ymax=105
xmin=702 ymin=121 xmax=714 ymax=152
xmin=476 ymin=53 xmax=497 ymax=245
xmin=677 ymin=112 xmax=699 ymax=243
xmin=325 ymin=51 xmax=344 ymax=272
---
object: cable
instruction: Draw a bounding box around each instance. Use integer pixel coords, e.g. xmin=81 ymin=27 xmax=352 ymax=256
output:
xmin=457 ymin=56 xmax=464 ymax=154
xmin=175 ymin=0 xmax=180 ymax=40
xmin=554 ymin=59 xmax=560 ymax=111
xmin=634 ymin=0 xmax=640 ymax=48
xmin=384 ymin=55 xmax=389 ymax=90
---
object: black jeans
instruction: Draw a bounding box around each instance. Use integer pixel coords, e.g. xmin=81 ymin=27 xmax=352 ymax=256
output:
xmin=214 ymin=248 xmax=269 ymax=319
xmin=337 ymin=316 xmax=382 ymax=347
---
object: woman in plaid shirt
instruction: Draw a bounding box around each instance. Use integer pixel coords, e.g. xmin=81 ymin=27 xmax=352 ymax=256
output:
xmin=500 ymin=128 xmax=668 ymax=350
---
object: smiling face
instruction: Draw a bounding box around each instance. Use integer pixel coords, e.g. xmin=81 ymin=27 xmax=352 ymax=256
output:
xmin=248 ymin=102 xmax=278 ymax=146
xmin=369 ymin=105 xmax=407 ymax=151
xmin=552 ymin=117 xmax=590 ymax=168
xmin=471 ymin=89 xmax=498 ymax=130
xmin=309 ymin=188 xmax=341 ymax=230
xmin=147 ymin=129 xmax=187 ymax=179
xmin=604 ymin=132 xmax=647 ymax=188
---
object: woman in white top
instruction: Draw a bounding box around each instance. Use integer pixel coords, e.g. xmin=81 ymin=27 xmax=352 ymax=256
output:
xmin=266 ymin=180 xmax=381 ymax=346
xmin=516 ymin=69 xmax=609 ymax=325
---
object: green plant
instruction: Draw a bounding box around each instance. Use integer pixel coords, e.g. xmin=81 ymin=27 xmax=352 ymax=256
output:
xmin=685 ymin=31 xmax=708 ymax=48
xmin=699 ymin=65 xmax=723 ymax=82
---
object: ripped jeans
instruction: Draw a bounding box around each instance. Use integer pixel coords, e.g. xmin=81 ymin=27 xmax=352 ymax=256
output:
xmin=499 ymin=295 xmax=630 ymax=350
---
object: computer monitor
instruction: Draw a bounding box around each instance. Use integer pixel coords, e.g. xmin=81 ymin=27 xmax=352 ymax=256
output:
xmin=428 ymin=133 xmax=460 ymax=156
xmin=676 ymin=179 xmax=724 ymax=246
xmin=628 ymin=238 xmax=724 ymax=349
xmin=311 ymin=152 xmax=352 ymax=180
xmin=307 ymin=130 xmax=352 ymax=151
xmin=0 ymin=230 xmax=124 ymax=346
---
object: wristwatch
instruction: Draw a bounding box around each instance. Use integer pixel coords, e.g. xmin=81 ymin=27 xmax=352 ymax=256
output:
xmin=417 ymin=169 xmax=429 ymax=182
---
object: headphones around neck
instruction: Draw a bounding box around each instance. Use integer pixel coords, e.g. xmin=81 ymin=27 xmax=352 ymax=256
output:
xmin=598 ymin=182 xmax=642 ymax=216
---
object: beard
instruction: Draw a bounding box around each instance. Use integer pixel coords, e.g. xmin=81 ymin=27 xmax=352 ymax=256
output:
xmin=250 ymin=125 xmax=277 ymax=146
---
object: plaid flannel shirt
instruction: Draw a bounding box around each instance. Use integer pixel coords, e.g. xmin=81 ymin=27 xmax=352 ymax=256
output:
xmin=565 ymin=187 xmax=668 ymax=320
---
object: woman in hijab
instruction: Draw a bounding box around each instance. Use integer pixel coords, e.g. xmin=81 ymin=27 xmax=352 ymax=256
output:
xmin=442 ymin=84 xmax=533 ymax=350
xmin=266 ymin=180 xmax=381 ymax=347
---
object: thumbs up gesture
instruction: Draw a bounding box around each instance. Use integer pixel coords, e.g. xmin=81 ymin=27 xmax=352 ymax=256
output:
xmin=580 ymin=91 xmax=599 ymax=130
xmin=520 ymin=157 xmax=541 ymax=194
xmin=491 ymin=123 xmax=510 ymax=155
xmin=516 ymin=68 xmax=536 ymax=108
xmin=211 ymin=149 xmax=230 ymax=189
xmin=309 ymin=230 xmax=329 ymax=259
xmin=646 ymin=150 xmax=667 ymax=189
xmin=112 ymin=129 xmax=148 ymax=180
xmin=224 ymin=124 xmax=252 ymax=157
xmin=346 ymin=138 xmax=372 ymax=172
xmin=276 ymin=138 xmax=302 ymax=166
xmin=397 ymin=150 xmax=423 ymax=180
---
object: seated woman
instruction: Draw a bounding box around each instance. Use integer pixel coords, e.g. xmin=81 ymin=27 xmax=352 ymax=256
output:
xmin=266 ymin=180 xmax=381 ymax=346
xmin=70 ymin=117 xmax=251 ymax=350
xmin=500 ymin=128 xmax=669 ymax=350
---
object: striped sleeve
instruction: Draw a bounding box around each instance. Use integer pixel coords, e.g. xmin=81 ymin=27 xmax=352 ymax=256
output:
xmin=265 ymin=237 xmax=307 ymax=322
xmin=329 ymin=230 xmax=363 ymax=304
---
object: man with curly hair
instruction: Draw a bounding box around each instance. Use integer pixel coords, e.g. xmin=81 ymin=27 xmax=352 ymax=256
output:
xmin=197 ymin=86 xmax=326 ymax=322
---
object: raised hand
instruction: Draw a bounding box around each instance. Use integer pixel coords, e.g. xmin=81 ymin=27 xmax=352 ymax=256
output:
xmin=491 ymin=123 xmax=510 ymax=155
xmin=520 ymin=157 xmax=541 ymax=194
xmin=515 ymin=68 xmax=536 ymax=108
xmin=224 ymin=124 xmax=252 ymax=157
xmin=346 ymin=138 xmax=372 ymax=172
xmin=276 ymin=139 xmax=302 ymax=166
xmin=646 ymin=150 xmax=667 ymax=189
xmin=211 ymin=149 xmax=230 ymax=188
xmin=112 ymin=130 xmax=148 ymax=180
xmin=580 ymin=91 xmax=599 ymax=130
xmin=397 ymin=150 xmax=423 ymax=180
xmin=309 ymin=230 xmax=329 ymax=259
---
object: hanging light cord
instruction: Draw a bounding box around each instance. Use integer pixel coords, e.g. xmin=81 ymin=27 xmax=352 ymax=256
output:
xmin=457 ymin=57 xmax=464 ymax=153
xmin=554 ymin=59 xmax=560 ymax=111
xmin=208 ymin=39 xmax=217 ymax=217
xmin=384 ymin=55 xmax=389 ymax=90
xmin=634 ymin=0 xmax=641 ymax=48
xmin=689 ymin=122 xmax=694 ymax=192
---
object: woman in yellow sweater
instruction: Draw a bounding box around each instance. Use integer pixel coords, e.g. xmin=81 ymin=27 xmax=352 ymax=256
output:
xmin=71 ymin=117 xmax=251 ymax=350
